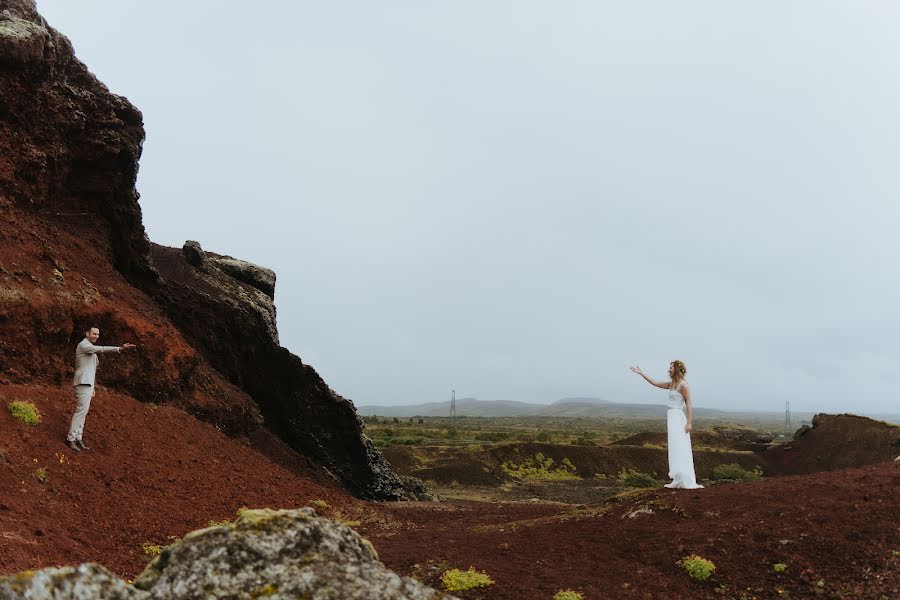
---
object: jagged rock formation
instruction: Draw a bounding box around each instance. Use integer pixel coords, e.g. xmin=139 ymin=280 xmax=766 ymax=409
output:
xmin=0 ymin=0 xmax=412 ymax=499
xmin=0 ymin=0 xmax=151 ymax=280
xmin=1 ymin=509 xmax=457 ymax=600
xmin=149 ymin=242 xmax=407 ymax=499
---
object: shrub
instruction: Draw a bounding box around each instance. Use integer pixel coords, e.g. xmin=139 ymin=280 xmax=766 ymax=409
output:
xmin=475 ymin=431 xmax=509 ymax=442
xmin=34 ymin=467 xmax=47 ymax=483
xmin=554 ymin=591 xmax=584 ymax=600
xmin=773 ymin=563 xmax=788 ymax=573
xmin=678 ymin=555 xmax=716 ymax=581
xmin=618 ymin=469 xmax=660 ymax=488
xmin=441 ymin=567 xmax=494 ymax=591
xmin=7 ymin=401 xmax=41 ymax=426
xmin=142 ymin=543 xmax=162 ymax=557
xmin=711 ymin=463 xmax=761 ymax=482
xmin=310 ymin=499 xmax=329 ymax=509
xmin=571 ymin=436 xmax=596 ymax=446
xmin=501 ymin=453 xmax=579 ymax=481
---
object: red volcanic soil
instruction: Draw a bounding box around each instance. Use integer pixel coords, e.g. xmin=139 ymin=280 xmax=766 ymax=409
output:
xmin=362 ymin=462 xmax=899 ymax=600
xmin=2 ymin=386 xmax=898 ymax=599
xmin=0 ymin=384 xmax=356 ymax=579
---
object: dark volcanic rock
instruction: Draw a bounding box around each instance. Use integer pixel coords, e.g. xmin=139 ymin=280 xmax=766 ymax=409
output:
xmin=181 ymin=240 xmax=206 ymax=268
xmin=147 ymin=242 xmax=406 ymax=499
xmin=0 ymin=0 xmax=153 ymax=281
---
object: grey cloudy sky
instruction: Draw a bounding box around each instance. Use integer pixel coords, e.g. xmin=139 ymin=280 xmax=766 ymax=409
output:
xmin=38 ymin=1 xmax=900 ymax=414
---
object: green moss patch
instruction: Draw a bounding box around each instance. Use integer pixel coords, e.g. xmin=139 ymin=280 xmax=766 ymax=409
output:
xmin=7 ymin=401 xmax=41 ymax=426
xmin=678 ymin=554 xmax=716 ymax=581
xmin=441 ymin=567 xmax=494 ymax=591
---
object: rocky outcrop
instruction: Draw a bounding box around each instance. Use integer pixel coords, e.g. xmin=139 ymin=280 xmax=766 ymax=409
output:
xmin=1 ymin=509 xmax=457 ymax=600
xmin=0 ymin=0 xmax=152 ymax=281
xmin=148 ymin=242 xmax=408 ymax=499
xmin=0 ymin=0 xmax=412 ymax=500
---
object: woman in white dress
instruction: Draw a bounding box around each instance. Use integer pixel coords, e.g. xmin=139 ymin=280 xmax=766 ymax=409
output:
xmin=630 ymin=360 xmax=704 ymax=489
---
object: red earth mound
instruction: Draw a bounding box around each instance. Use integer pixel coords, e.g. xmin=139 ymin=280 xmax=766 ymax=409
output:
xmin=0 ymin=384 xmax=356 ymax=579
xmin=765 ymin=414 xmax=900 ymax=476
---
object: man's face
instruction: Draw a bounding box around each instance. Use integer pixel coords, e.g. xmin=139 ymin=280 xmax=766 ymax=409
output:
xmin=86 ymin=328 xmax=100 ymax=343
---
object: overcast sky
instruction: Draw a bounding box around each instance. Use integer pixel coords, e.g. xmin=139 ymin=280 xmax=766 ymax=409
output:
xmin=38 ymin=1 xmax=900 ymax=415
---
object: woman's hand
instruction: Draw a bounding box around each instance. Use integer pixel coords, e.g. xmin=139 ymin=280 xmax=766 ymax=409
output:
xmin=684 ymin=422 xmax=692 ymax=434
xmin=629 ymin=366 xmax=643 ymax=375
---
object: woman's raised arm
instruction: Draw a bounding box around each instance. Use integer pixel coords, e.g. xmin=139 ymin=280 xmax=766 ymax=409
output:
xmin=629 ymin=366 xmax=671 ymax=389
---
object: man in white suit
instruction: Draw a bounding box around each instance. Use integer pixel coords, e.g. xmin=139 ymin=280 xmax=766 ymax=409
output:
xmin=67 ymin=327 xmax=136 ymax=451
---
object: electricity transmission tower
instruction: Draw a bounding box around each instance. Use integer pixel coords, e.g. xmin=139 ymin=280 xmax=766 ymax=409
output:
xmin=449 ymin=388 xmax=457 ymax=419
xmin=784 ymin=400 xmax=791 ymax=438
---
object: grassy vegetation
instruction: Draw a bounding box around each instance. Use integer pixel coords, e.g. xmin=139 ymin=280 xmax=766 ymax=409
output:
xmin=142 ymin=543 xmax=163 ymax=557
xmin=440 ymin=567 xmax=494 ymax=591
xmin=678 ymin=555 xmax=716 ymax=581
xmin=34 ymin=467 xmax=48 ymax=483
xmin=207 ymin=520 xmax=231 ymax=528
xmin=7 ymin=401 xmax=41 ymax=425
xmin=712 ymin=463 xmax=762 ymax=482
xmin=501 ymin=453 xmax=579 ymax=481
xmin=554 ymin=591 xmax=584 ymax=600
xmin=773 ymin=563 xmax=788 ymax=573
xmin=618 ymin=468 xmax=660 ymax=488
xmin=362 ymin=414 xmax=784 ymax=448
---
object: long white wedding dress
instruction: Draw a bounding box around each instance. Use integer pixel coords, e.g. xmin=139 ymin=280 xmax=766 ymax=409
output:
xmin=665 ymin=382 xmax=704 ymax=489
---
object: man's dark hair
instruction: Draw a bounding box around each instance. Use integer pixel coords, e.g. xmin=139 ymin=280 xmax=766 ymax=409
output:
xmin=85 ymin=326 xmax=100 ymax=333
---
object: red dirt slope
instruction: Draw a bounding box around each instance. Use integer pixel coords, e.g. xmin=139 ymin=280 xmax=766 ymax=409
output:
xmin=0 ymin=384 xmax=357 ymax=578
xmin=363 ymin=462 xmax=900 ymax=600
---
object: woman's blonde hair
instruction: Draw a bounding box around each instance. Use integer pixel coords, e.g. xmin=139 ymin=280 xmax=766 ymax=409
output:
xmin=671 ymin=360 xmax=687 ymax=387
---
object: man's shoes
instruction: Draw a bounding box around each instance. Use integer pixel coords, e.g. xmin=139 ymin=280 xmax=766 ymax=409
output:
xmin=76 ymin=440 xmax=91 ymax=451
xmin=66 ymin=440 xmax=81 ymax=452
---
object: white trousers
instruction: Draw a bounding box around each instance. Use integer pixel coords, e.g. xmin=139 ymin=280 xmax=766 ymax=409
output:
xmin=67 ymin=384 xmax=93 ymax=441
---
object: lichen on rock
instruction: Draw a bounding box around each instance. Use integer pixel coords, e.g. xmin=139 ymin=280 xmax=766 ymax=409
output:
xmin=0 ymin=563 xmax=148 ymax=600
xmin=133 ymin=508 xmax=456 ymax=600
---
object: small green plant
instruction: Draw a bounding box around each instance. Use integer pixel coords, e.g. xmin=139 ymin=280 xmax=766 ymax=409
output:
xmin=310 ymin=499 xmax=329 ymax=509
xmin=441 ymin=567 xmax=494 ymax=592
xmin=34 ymin=467 xmax=47 ymax=483
xmin=711 ymin=463 xmax=761 ymax=482
xmin=678 ymin=555 xmax=716 ymax=581
xmin=618 ymin=468 xmax=660 ymax=488
xmin=501 ymin=452 xmax=579 ymax=481
xmin=773 ymin=563 xmax=787 ymax=573
xmin=554 ymin=591 xmax=584 ymax=600
xmin=207 ymin=520 xmax=231 ymax=528
xmin=7 ymin=401 xmax=42 ymax=426
xmin=142 ymin=543 xmax=162 ymax=557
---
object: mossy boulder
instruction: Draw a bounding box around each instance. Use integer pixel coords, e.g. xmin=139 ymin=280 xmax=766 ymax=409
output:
xmin=3 ymin=509 xmax=456 ymax=600
xmin=134 ymin=508 xmax=456 ymax=599
xmin=0 ymin=564 xmax=147 ymax=600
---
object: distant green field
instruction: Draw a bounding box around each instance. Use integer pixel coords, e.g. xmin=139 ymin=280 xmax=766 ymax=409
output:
xmin=362 ymin=415 xmax=792 ymax=448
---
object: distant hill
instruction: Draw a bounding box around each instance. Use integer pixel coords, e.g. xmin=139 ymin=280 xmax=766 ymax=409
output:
xmin=356 ymin=398 xmax=547 ymax=418
xmin=355 ymin=397 xmax=824 ymax=423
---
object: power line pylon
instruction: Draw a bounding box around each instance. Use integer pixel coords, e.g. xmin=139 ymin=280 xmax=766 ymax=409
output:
xmin=449 ymin=388 xmax=456 ymax=419
xmin=784 ymin=400 xmax=791 ymax=438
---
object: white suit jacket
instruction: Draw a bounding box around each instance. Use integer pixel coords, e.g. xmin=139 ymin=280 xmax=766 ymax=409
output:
xmin=72 ymin=338 xmax=121 ymax=387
